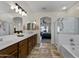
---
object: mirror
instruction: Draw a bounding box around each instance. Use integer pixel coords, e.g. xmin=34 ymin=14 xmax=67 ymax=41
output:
xmin=13 ymin=17 xmax=23 ymax=34
xmin=27 ymin=22 xmax=36 ymax=30
xmin=0 ymin=20 xmax=10 ymax=36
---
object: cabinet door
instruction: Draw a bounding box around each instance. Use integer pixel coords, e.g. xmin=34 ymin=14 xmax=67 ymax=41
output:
xmin=0 ymin=43 xmax=18 ymax=58
xmin=33 ymin=35 xmax=37 ymax=47
xmin=28 ymin=38 xmax=33 ymax=53
xmin=19 ymin=45 xmax=27 ymax=58
xmin=19 ymin=39 xmax=28 ymax=58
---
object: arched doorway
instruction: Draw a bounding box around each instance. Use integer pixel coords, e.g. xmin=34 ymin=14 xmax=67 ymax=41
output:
xmin=40 ymin=17 xmax=51 ymax=43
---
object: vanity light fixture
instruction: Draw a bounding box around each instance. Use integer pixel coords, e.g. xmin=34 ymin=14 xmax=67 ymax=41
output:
xmin=10 ymin=4 xmax=16 ymax=10
xmin=15 ymin=6 xmax=19 ymax=13
xmin=33 ymin=21 xmax=36 ymax=24
xmin=22 ymin=11 xmax=25 ymax=16
xmin=10 ymin=3 xmax=27 ymax=16
xmin=18 ymin=9 xmax=22 ymax=14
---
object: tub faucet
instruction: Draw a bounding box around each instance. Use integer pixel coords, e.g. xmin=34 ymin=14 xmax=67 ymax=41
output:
xmin=70 ymin=38 xmax=75 ymax=46
xmin=70 ymin=38 xmax=74 ymax=42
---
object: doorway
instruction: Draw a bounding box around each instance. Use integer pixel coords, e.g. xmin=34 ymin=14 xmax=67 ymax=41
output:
xmin=40 ymin=17 xmax=51 ymax=43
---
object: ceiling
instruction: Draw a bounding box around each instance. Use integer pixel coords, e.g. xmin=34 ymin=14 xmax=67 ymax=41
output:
xmin=0 ymin=2 xmax=17 ymax=14
xmin=0 ymin=1 xmax=78 ymax=15
xmin=26 ymin=1 xmax=77 ymax=13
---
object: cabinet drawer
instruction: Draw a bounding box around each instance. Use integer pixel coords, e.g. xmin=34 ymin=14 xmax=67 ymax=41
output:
xmin=0 ymin=43 xmax=17 ymax=54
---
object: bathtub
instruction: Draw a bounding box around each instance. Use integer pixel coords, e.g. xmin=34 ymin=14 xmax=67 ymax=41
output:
xmin=56 ymin=33 xmax=79 ymax=58
xmin=59 ymin=44 xmax=79 ymax=58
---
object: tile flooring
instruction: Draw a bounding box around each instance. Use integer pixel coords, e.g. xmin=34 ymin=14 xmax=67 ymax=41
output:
xmin=28 ymin=39 xmax=63 ymax=58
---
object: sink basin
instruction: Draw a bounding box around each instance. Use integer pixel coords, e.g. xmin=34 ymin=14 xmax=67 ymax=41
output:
xmin=17 ymin=35 xmax=24 ymax=37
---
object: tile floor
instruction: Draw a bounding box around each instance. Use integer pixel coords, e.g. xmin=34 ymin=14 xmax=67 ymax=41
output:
xmin=27 ymin=39 xmax=63 ymax=58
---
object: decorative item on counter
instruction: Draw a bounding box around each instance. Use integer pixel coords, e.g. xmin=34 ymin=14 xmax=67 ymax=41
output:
xmin=17 ymin=31 xmax=24 ymax=37
xmin=14 ymin=25 xmax=16 ymax=33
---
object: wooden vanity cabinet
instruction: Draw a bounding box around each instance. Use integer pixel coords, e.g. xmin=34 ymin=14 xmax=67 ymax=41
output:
xmin=34 ymin=35 xmax=37 ymax=46
xmin=18 ymin=38 xmax=28 ymax=58
xmin=28 ymin=34 xmax=37 ymax=54
xmin=0 ymin=43 xmax=18 ymax=58
xmin=28 ymin=37 xmax=32 ymax=54
xmin=0 ymin=34 xmax=37 ymax=58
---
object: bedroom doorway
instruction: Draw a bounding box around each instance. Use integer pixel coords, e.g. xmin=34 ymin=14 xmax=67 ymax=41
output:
xmin=40 ymin=17 xmax=51 ymax=43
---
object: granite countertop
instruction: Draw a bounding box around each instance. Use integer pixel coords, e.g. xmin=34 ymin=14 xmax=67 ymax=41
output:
xmin=0 ymin=31 xmax=37 ymax=50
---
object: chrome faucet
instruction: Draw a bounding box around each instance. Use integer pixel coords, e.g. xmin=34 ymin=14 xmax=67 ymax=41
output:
xmin=70 ymin=38 xmax=75 ymax=46
xmin=70 ymin=38 xmax=74 ymax=42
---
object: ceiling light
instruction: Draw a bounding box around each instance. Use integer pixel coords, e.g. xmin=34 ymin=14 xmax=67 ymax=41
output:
xmin=10 ymin=4 xmax=15 ymax=10
xmin=33 ymin=21 xmax=36 ymax=24
xmin=22 ymin=11 xmax=25 ymax=16
xmin=10 ymin=3 xmax=27 ymax=16
xmin=15 ymin=6 xmax=19 ymax=12
xmin=62 ymin=6 xmax=67 ymax=10
xmin=15 ymin=8 xmax=19 ymax=13
xmin=24 ymin=13 xmax=27 ymax=16
xmin=18 ymin=9 xmax=22 ymax=14
xmin=22 ymin=11 xmax=27 ymax=16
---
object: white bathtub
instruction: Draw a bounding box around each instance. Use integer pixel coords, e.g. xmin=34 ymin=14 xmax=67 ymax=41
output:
xmin=60 ymin=44 xmax=79 ymax=58
xmin=57 ymin=34 xmax=79 ymax=58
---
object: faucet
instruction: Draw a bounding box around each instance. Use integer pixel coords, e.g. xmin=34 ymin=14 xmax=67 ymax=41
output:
xmin=70 ymin=38 xmax=75 ymax=46
xmin=70 ymin=38 xmax=74 ymax=42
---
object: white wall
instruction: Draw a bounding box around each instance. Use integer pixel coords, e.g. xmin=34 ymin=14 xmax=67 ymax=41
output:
xmin=31 ymin=2 xmax=79 ymax=44
xmin=31 ymin=11 xmax=68 ymax=44
xmin=0 ymin=13 xmax=32 ymax=35
xmin=1 ymin=2 xmax=79 ymax=44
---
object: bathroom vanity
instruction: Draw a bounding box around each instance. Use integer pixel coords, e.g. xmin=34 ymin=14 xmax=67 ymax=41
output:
xmin=0 ymin=32 xmax=37 ymax=58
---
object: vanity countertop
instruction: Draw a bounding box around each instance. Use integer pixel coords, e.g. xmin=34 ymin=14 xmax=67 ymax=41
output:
xmin=0 ymin=31 xmax=38 ymax=50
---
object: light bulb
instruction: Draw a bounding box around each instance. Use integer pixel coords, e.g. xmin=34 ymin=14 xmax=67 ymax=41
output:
xmin=33 ymin=21 xmax=36 ymax=24
xmin=15 ymin=6 xmax=18 ymax=12
xmin=22 ymin=11 xmax=25 ymax=16
xmin=24 ymin=13 xmax=27 ymax=16
xmin=19 ymin=9 xmax=22 ymax=14
xmin=10 ymin=4 xmax=15 ymax=10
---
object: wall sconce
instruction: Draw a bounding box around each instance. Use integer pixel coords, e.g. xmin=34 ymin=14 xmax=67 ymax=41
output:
xmin=10 ymin=3 xmax=27 ymax=16
xmin=33 ymin=21 xmax=36 ymax=24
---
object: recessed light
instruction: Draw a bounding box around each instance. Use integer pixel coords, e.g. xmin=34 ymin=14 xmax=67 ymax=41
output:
xmin=62 ymin=6 xmax=67 ymax=10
